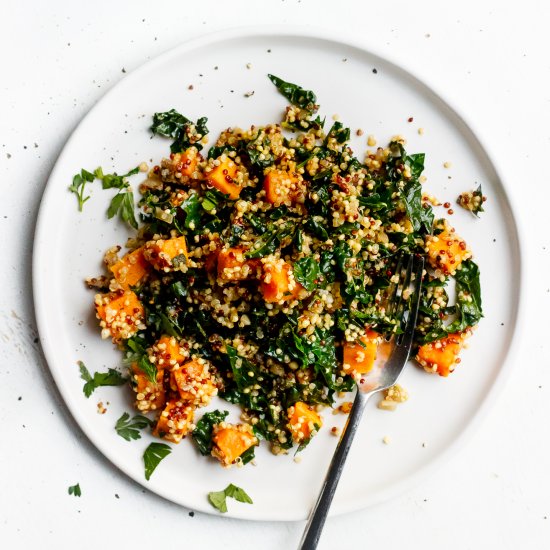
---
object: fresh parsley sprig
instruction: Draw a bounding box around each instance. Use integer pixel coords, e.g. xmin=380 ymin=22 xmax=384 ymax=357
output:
xmin=94 ymin=166 xmax=140 ymax=229
xmin=208 ymin=483 xmax=253 ymax=513
xmin=69 ymin=169 xmax=95 ymax=211
xmin=68 ymin=483 xmax=82 ymax=497
xmin=78 ymin=361 xmax=126 ymax=398
xmin=115 ymin=412 xmax=154 ymax=441
xmin=143 ymin=443 xmax=172 ymax=480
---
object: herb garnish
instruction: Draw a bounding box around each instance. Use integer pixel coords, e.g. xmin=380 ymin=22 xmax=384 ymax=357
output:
xmin=69 ymin=169 xmax=95 ymax=211
xmin=207 ymin=483 xmax=253 ymax=513
xmin=115 ymin=412 xmax=154 ymax=441
xmin=151 ymin=109 xmax=209 ymax=153
xmin=78 ymin=361 xmax=126 ymax=398
xmin=68 ymin=483 xmax=82 ymax=497
xmin=143 ymin=442 xmax=172 ymax=480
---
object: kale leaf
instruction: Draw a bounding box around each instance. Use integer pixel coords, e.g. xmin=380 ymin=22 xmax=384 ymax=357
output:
xmin=192 ymin=410 xmax=229 ymax=456
xmin=151 ymin=109 xmax=208 ymax=153
xmin=268 ymin=74 xmax=317 ymax=113
xmin=293 ymin=257 xmax=321 ymax=291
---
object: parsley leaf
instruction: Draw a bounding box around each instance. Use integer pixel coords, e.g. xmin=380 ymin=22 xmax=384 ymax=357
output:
xmin=93 ymin=166 xmax=140 ymax=229
xmin=208 ymin=483 xmax=253 ymax=513
xmin=224 ymin=483 xmax=253 ymax=504
xmin=68 ymin=483 xmax=81 ymax=497
xmin=192 ymin=410 xmax=229 ymax=455
xmin=78 ymin=361 xmax=126 ymax=398
xmin=143 ymin=442 xmax=172 ymax=480
xmin=115 ymin=412 xmax=154 ymax=441
xmin=268 ymin=74 xmax=317 ymax=113
xmin=293 ymin=257 xmax=321 ymax=291
xmin=69 ymin=169 xmax=95 ymax=211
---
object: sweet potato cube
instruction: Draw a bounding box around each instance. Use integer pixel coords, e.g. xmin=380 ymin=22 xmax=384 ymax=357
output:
xmin=95 ymin=290 xmax=144 ymax=343
xmin=426 ymin=223 xmax=471 ymax=275
xmin=416 ymin=331 xmax=471 ymax=376
xmin=212 ymin=423 xmax=257 ymax=466
xmin=343 ymin=330 xmax=380 ymax=375
xmin=144 ymin=236 xmax=188 ymax=272
xmin=171 ymin=358 xmax=217 ymax=407
xmin=287 ymin=401 xmax=322 ymax=443
xmin=152 ymin=335 xmax=186 ymax=368
xmin=131 ymin=362 xmax=166 ymax=413
xmin=264 ymin=169 xmax=302 ymax=206
xmin=159 ymin=147 xmax=201 ymax=183
xmin=217 ymin=247 xmax=258 ymax=282
xmin=153 ymin=400 xmax=194 ymax=443
xmin=109 ymin=246 xmax=149 ymax=289
xmin=261 ymin=261 xmax=303 ymax=303
xmin=206 ymin=156 xmax=241 ymax=199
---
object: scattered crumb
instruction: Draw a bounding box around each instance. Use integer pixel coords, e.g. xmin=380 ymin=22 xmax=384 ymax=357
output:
xmin=97 ymin=401 xmax=107 ymax=414
xmin=378 ymin=384 xmax=408 ymax=411
xmin=330 ymin=426 xmax=341 ymax=437
xmin=408 ymin=117 xmax=414 ymax=123
xmin=425 ymin=33 xmax=431 ymax=38
xmin=418 ymin=127 xmax=424 ymax=135
xmin=372 ymin=68 xmax=378 ymax=74
xmin=356 ymin=129 xmax=364 ymax=136
xmin=138 ymin=162 xmax=149 ymax=173
xmin=189 ymin=511 xmax=195 ymax=517
xmin=332 ymin=114 xmax=340 ymax=121
xmin=293 ymin=456 xmax=302 ymax=464
xmin=115 ymin=494 xmax=120 ymax=499
xmin=246 ymin=63 xmax=252 ymax=69
xmin=421 ymin=442 xmax=427 ymax=448
xmin=121 ymin=68 xmax=126 ymax=73
xmin=382 ymin=435 xmax=391 ymax=445
xmin=244 ymin=91 xmax=255 ymax=98
xmin=367 ymin=135 xmax=377 ymax=147
xmin=188 ymin=84 xmax=194 ymax=90
xmin=334 ymin=401 xmax=353 ymax=414
xmin=443 ymin=161 xmax=452 ymax=169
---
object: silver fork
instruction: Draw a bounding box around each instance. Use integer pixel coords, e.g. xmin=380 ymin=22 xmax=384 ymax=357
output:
xmin=299 ymin=254 xmax=425 ymax=550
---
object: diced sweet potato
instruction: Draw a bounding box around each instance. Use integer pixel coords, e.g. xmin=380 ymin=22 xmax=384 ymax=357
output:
xmin=159 ymin=147 xmax=201 ymax=183
xmin=153 ymin=400 xmax=195 ymax=443
xmin=343 ymin=330 xmax=380 ymax=375
xmin=152 ymin=335 xmax=186 ymax=368
xmin=287 ymin=401 xmax=322 ymax=443
xmin=426 ymin=222 xmax=471 ymax=275
xmin=131 ymin=362 xmax=166 ymax=413
xmin=144 ymin=236 xmax=188 ymax=272
xmin=217 ymin=247 xmax=258 ymax=282
xmin=263 ymin=169 xmax=303 ymax=206
xmin=171 ymin=358 xmax=217 ymax=407
xmin=416 ymin=331 xmax=471 ymax=376
xmin=260 ymin=261 xmax=303 ymax=303
xmin=212 ymin=423 xmax=258 ymax=466
xmin=95 ymin=290 xmax=145 ymax=343
xmin=206 ymin=156 xmax=241 ymax=199
xmin=109 ymin=246 xmax=149 ymax=289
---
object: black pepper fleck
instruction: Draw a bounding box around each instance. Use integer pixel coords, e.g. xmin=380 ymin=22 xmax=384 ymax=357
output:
xmin=372 ymin=68 xmax=378 ymax=74
xmin=189 ymin=511 xmax=195 ymax=517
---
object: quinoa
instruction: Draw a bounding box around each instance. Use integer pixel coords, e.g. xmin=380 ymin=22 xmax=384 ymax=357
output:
xmin=89 ymin=74 xmax=483 ymax=466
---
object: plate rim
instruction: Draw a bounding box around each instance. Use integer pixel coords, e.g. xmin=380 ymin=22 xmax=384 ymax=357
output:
xmin=32 ymin=24 xmax=526 ymax=521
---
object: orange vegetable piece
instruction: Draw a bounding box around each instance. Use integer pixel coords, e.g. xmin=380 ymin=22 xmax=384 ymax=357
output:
xmin=426 ymin=223 xmax=471 ymax=275
xmin=416 ymin=331 xmax=471 ymax=376
xmin=153 ymin=400 xmax=194 ymax=443
xmin=206 ymin=156 xmax=241 ymax=199
xmin=264 ymin=169 xmax=302 ymax=206
xmin=144 ymin=236 xmax=188 ymax=271
xmin=287 ymin=401 xmax=322 ymax=443
xmin=343 ymin=330 xmax=380 ymax=375
xmin=212 ymin=423 xmax=258 ymax=466
xmin=177 ymin=148 xmax=199 ymax=177
xmin=109 ymin=246 xmax=149 ymax=289
xmin=217 ymin=246 xmax=258 ymax=281
xmin=95 ymin=290 xmax=144 ymax=343
xmin=131 ymin=362 xmax=166 ymax=413
xmin=159 ymin=147 xmax=201 ymax=183
xmin=153 ymin=335 xmax=186 ymax=368
xmin=261 ymin=261 xmax=302 ymax=303
xmin=171 ymin=358 xmax=217 ymax=407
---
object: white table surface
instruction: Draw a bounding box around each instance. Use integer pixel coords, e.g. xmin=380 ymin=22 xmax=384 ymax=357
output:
xmin=1 ymin=1 xmax=548 ymax=548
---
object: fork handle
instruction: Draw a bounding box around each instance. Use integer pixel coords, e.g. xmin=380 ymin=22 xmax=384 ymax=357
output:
xmin=299 ymin=390 xmax=371 ymax=550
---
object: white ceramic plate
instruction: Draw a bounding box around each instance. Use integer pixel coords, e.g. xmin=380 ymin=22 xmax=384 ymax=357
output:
xmin=33 ymin=27 xmax=523 ymax=521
